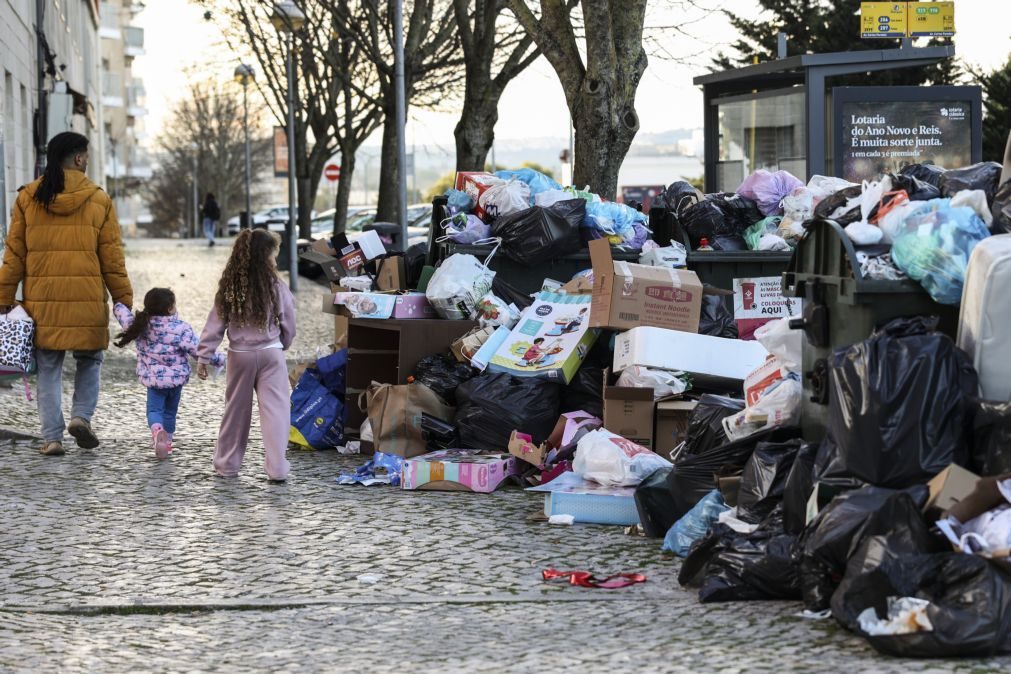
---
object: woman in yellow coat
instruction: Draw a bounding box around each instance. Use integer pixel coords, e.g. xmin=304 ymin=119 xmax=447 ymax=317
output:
xmin=0 ymin=132 xmax=133 ymax=456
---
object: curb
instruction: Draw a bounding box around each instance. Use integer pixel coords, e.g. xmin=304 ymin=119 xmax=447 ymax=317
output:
xmin=0 ymin=425 xmax=42 ymax=442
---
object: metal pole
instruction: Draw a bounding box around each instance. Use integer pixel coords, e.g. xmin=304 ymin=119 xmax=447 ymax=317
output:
xmin=192 ymin=149 xmax=198 ymax=239
xmin=285 ymin=32 xmax=298 ymax=291
xmin=393 ymin=0 xmax=408 ymax=248
xmin=243 ymin=82 xmax=252 ymax=228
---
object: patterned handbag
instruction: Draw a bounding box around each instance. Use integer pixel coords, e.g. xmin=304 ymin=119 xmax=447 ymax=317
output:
xmin=0 ymin=306 xmax=36 ymax=400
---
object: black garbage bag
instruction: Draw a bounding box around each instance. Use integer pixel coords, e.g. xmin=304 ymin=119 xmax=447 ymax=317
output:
xmin=656 ymin=180 xmax=701 ymax=216
xmin=698 ymin=295 xmax=738 ymax=339
xmin=782 ymin=442 xmax=818 ymax=534
xmin=972 ymin=399 xmax=1011 ymax=476
xmin=404 ymin=243 xmax=429 ymax=288
xmin=737 ymin=439 xmax=804 ymax=524
xmin=491 ymin=274 xmax=534 ymax=311
xmin=710 ymin=193 xmax=764 ymax=236
xmin=680 ymin=507 xmax=801 ymax=602
xmin=454 ymin=372 xmax=561 ymax=451
xmin=668 ymin=426 xmax=802 ymax=523
xmin=561 ymin=364 xmax=604 ymax=419
xmin=813 ymin=185 xmax=862 ymax=224
xmin=940 ymin=161 xmax=1003 ymax=205
xmin=991 ymin=179 xmax=1011 ymax=235
xmin=681 ymin=394 xmax=745 ymax=458
xmin=798 ymin=485 xmax=929 ymax=612
xmin=889 ymin=173 xmax=941 ymax=201
xmin=413 ymin=353 xmax=476 ymax=406
xmin=711 ymin=235 xmax=747 ymax=251
xmin=832 ymin=545 xmax=1011 ymax=657
xmin=634 ymin=467 xmax=678 ymax=538
xmin=900 ymin=162 xmax=946 ymax=188
xmin=815 ymin=316 xmax=978 ymax=488
xmin=491 ymin=199 xmax=584 ymax=266
xmin=679 ymin=198 xmax=723 ymax=249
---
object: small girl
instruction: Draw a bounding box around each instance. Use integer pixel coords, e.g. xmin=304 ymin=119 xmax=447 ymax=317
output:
xmin=196 ymin=229 xmax=296 ymax=481
xmin=114 ymin=288 xmax=225 ymax=459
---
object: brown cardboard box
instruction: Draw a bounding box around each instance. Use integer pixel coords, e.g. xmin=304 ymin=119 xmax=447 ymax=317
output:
xmin=588 ymin=238 xmax=704 ymax=332
xmin=508 ymin=411 xmax=602 ymax=468
xmin=334 ymin=315 xmax=349 ymax=350
xmin=376 ymin=256 xmax=407 ymax=291
xmin=603 ymin=385 xmax=654 ymax=450
xmin=654 ymin=398 xmax=698 ymax=458
xmin=451 ymin=325 xmax=496 ymax=363
xmin=925 ymin=464 xmax=981 ymax=514
xmin=946 ymin=472 xmax=1011 ymax=523
xmin=718 ymin=475 xmax=741 ymax=507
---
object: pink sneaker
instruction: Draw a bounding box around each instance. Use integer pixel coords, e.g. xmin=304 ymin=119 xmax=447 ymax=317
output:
xmin=151 ymin=425 xmax=171 ymax=459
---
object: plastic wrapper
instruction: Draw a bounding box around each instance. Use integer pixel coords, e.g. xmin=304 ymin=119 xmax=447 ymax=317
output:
xmin=573 ymin=428 xmax=672 ymax=487
xmin=889 ymin=198 xmax=990 ymax=304
xmin=634 ymin=467 xmax=678 ymax=539
xmin=454 ymin=372 xmax=561 ymax=451
xmin=491 ymin=199 xmax=584 ymax=266
xmin=616 ymin=365 xmax=688 ymax=400
xmin=799 ymin=486 xmax=929 ymax=612
xmin=972 ymin=399 xmax=1011 ymax=476
xmin=478 ymin=178 xmax=532 ymax=221
xmin=698 ymin=295 xmax=738 ymax=338
xmin=939 ymin=161 xmax=1003 ymax=204
xmin=722 ymin=376 xmax=802 ymax=442
xmin=816 ymin=317 xmax=978 ymax=488
xmin=736 ymin=439 xmax=804 ymax=524
xmin=412 ymin=353 xmax=475 ymax=406
xmin=663 ymin=490 xmax=729 ymax=556
xmin=584 ymin=200 xmax=646 ymax=242
xmin=493 ymin=168 xmax=561 ymax=196
xmin=471 ymin=291 xmax=520 ymax=329
xmin=844 ymin=220 xmax=884 ymax=246
xmin=426 ymin=253 xmax=496 ymax=320
xmin=737 ymin=170 xmax=804 ymax=216
xmin=758 ymin=234 xmax=791 ymax=251
xmin=899 ymin=162 xmax=946 ymax=188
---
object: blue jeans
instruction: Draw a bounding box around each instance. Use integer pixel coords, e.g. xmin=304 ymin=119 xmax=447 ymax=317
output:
xmin=147 ymin=386 xmax=183 ymax=434
xmin=36 ymin=349 xmax=104 ymax=442
xmin=203 ymin=218 xmax=217 ymax=242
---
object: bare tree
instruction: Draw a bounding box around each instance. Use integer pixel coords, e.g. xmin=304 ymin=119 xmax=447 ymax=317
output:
xmin=508 ymin=1 xmax=647 ymax=200
xmin=147 ymin=82 xmax=272 ymax=237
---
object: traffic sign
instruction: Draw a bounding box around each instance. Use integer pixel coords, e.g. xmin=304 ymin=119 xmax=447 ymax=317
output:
xmin=908 ymin=1 xmax=955 ymax=37
xmin=860 ymin=2 xmax=907 ymax=38
xmin=324 ymin=163 xmax=340 ymax=182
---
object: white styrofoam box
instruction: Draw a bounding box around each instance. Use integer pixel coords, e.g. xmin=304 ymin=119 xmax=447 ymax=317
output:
xmin=356 ymin=229 xmax=387 ymax=260
xmin=958 ymin=233 xmax=1011 ymax=401
xmin=613 ymin=326 xmax=770 ymax=384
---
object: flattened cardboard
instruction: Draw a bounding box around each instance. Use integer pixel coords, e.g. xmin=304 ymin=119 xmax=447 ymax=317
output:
xmin=925 ymin=464 xmax=981 ymax=514
xmin=946 ymin=472 xmax=1011 ymax=523
xmin=588 ymin=238 xmax=704 ymax=333
xmin=508 ymin=412 xmax=602 ymax=468
xmin=402 ymin=450 xmax=519 ymax=493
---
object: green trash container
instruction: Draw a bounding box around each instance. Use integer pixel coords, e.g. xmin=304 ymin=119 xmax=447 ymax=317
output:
xmin=783 ymin=219 xmax=959 ymax=441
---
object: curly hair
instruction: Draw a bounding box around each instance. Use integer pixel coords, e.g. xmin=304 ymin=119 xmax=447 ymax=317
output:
xmin=214 ymin=229 xmax=281 ymax=328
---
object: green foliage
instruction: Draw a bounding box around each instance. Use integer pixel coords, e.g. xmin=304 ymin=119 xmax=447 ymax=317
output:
xmin=425 ymin=171 xmax=457 ymax=202
xmin=968 ymin=56 xmax=1011 ymax=162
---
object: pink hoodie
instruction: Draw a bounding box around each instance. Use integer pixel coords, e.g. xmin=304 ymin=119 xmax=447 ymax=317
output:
xmin=196 ymin=280 xmax=296 ymax=363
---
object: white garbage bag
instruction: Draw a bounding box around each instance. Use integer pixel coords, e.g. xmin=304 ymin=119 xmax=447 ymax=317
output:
xmin=754 ymin=317 xmax=802 ymax=374
xmin=573 ymin=428 xmax=672 ymax=487
xmin=615 ymin=366 xmax=687 ymax=400
xmin=478 ymin=179 xmax=531 ymax=219
xmin=722 ymin=377 xmax=802 ymax=441
xmin=425 ymin=253 xmax=496 ymax=320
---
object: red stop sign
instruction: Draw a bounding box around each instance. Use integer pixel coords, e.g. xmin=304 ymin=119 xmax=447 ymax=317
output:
xmin=324 ymin=164 xmax=340 ymax=182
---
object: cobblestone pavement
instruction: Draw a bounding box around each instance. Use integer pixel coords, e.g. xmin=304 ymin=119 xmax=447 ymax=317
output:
xmin=0 ymin=240 xmax=1007 ymax=673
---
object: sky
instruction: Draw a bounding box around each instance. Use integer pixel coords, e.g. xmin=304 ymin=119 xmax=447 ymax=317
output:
xmin=133 ymin=0 xmax=1011 ymax=148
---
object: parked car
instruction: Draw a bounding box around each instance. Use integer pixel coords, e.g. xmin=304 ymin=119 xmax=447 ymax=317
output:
xmin=226 ymin=205 xmax=316 ymax=235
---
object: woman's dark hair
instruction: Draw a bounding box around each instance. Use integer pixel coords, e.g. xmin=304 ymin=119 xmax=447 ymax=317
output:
xmin=214 ymin=228 xmax=280 ymax=328
xmin=35 ymin=132 xmax=89 ymax=209
xmin=114 ymin=288 xmax=176 ymax=348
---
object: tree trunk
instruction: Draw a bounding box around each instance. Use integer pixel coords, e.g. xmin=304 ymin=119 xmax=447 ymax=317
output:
xmin=375 ymin=110 xmax=400 ymax=223
xmin=454 ymin=81 xmax=499 ymax=172
xmin=570 ymin=83 xmax=641 ymax=201
xmin=333 ymin=151 xmax=356 ymax=236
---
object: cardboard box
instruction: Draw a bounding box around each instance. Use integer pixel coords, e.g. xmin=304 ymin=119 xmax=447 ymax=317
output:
xmin=376 ymin=256 xmax=407 ymax=291
xmin=925 ymin=464 xmax=982 ymax=514
xmin=487 ymin=291 xmax=597 ymax=384
xmin=527 ymin=472 xmax=639 ymax=526
xmin=603 ymin=385 xmax=655 ymax=450
xmin=451 ymin=326 xmax=496 ymax=363
xmin=935 ymin=472 xmax=1011 ymax=570
xmin=588 ymin=238 xmax=704 ymax=333
xmin=744 ymin=356 xmax=785 ymax=407
xmin=392 ymin=292 xmax=437 ymax=319
xmin=508 ymin=411 xmax=602 ymax=468
xmin=335 ymin=292 xmax=397 ymax=319
xmin=356 ymin=230 xmax=386 ymax=261
xmin=613 ymin=326 xmax=770 ymax=388
xmin=334 ymin=315 xmax=349 ymax=350
xmin=401 ymin=449 xmax=520 ymax=493
xmin=718 ymin=475 xmax=741 ymax=508
xmin=654 ymin=398 xmax=698 ymax=457
xmin=454 ymin=171 xmax=500 ymax=220
xmin=470 ymin=325 xmax=510 ymax=372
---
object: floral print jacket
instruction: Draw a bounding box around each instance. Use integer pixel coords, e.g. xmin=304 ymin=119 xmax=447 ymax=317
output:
xmin=114 ymin=303 xmax=225 ymax=389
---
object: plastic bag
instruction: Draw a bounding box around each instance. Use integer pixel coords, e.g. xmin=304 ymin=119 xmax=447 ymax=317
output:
xmin=710 ymin=193 xmax=764 ymax=236
xmin=492 ymin=200 xmax=584 ymax=266
xmin=490 ymin=274 xmax=534 ymax=311
xmin=439 ymin=213 xmax=492 ymax=244
xmin=781 ymin=442 xmax=817 ymax=534
xmin=655 ymin=180 xmax=702 ymax=216
xmin=663 ymin=490 xmax=730 ymax=556
xmin=889 ymin=198 xmax=990 ymax=304
xmin=290 ymin=366 xmax=346 ymax=450
xmin=754 ymin=317 xmax=802 ymax=373
xmin=722 ymin=376 xmax=802 ymax=442
xmin=900 ymin=162 xmax=946 ymax=188
xmin=454 ymin=372 xmax=561 ymax=451
xmin=807 ymin=175 xmax=858 ymax=201
xmin=616 ymin=365 xmax=688 ymax=400
xmin=445 ymin=188 xmax=475 ymax=214
xmin=972 ymin=399 xmax=1011 ymax=476
xmin=478 ymin=178 xmax=532 ymax=221
xmin=950 ymin=189 xmax=994 ymax=226
xmin=712 ymin=235 xmax=746 ymax=251
xmin=743 ymin=217 xmax=781 ymax=250
xmin=698 ymin=295 xmax=738 ymax=339
xmin=494 ymin=168 xmax=561 ymax=196
xmin=471 ymin=291 xmax=520 ymax=329
xmin=412 ymin=353 xmax=475 ymax=406
xmin=634 ymin=467 xmax=678 ymax=538
xmin=426 ymin=253 xmax=496 ymax=320
xmin=781 ymin=188 xmax=815 ymax=224
xmin=758 ymin=233 xmax=791 ymax=251
xmin=939 ymin=161 xmax=1003 ymax=204
xmin=534 ymin=189 xmax=571 ymax=208
xmin=813 ymin=185 xmax=863 ymax=224
xmin=639 ymin=243 xmax=687 ymax=268
xmin=737 ymin=170 xmax=804 ymax=216
xmin=816 ymin=317 xmax=978 ymax=488
xmin=573 ymin=428 xmax=672 ymax=487
xmin=681 ymin=394 xmax=745 ymax=458
xmin=736 ymin=439 xmax=804 ymax=524
xmin=889 ymin=173 xmax=941 ymax=202
xmin=583 ymin=200 xmax=646 ymax=242
xmin=844 ymin=220 xmax=883 ymax=245
xmin=799 ymin=486 xmax=930 ymax=612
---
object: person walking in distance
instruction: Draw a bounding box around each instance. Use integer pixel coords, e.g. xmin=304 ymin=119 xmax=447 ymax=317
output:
xmin=0 ymin=132 xmax=133 ymax=456
xmin=202 ymin=192 xmax=220 ymax=247
xmin=197 ymin=229 xmax=296 ymax=481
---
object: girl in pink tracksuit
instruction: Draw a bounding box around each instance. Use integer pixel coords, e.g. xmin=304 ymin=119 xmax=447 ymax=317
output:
xmin=114 ymin=288 xmax=226 ymax=459
xmin=196 ymin=229 xmax=296 ymax=481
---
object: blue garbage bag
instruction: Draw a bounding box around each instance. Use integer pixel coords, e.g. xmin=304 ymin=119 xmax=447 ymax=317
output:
xmin=890 ymin=198 xmax=990 ymax=304
xmin=290 ymin=367 xmax=345 ymax=449
xmin=315 ymin=348 xmax=347 ymax=395
xmin=493 ymin=168 xmax=561 ymax=196
xmin=584 ymin=201 xmax=647 ymax=241
xmin=663 ymin=490 xmax=730 ymax=557
xmin=445 ymin=189 xmax=475 ymax=214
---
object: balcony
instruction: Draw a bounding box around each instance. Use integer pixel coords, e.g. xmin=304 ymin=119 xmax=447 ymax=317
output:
xmin=101 ymin=72 xmax=123 ymax=108
xmin=126 ymin=84 xmax=147 ymax=118
xmin=124 ymin=27 xmax=145 ymax=57
xmin=127 ymin=147 xmax=153 ymax=180
xmin=99 ymin=2 xmax=121 ymax=39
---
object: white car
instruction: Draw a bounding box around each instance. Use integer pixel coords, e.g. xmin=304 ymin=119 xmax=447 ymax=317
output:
xmin=226 ymin=205 xmax=290 ymax=235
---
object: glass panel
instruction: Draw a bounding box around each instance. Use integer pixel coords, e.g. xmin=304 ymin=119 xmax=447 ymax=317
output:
xmin=715 ymin=90 xmax=806 ymax=192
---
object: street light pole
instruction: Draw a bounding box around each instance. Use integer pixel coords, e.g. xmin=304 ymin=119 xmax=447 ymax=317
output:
xmin=234 ymin=64 xmax=255 ymax=231
xmin=393 ymin=0 xmax=408 ymax=249
xmin=272 ymin=1 xmax=304 ymax=292
xmin=191 ymin=143 xmax=199 ymax=239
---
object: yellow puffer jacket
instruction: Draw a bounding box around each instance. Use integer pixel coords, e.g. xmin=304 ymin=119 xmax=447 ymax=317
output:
xmin=0 ymin=170 xmax=133 ymax=351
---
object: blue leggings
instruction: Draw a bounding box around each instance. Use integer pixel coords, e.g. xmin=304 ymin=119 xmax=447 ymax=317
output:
xmin=147 ymin=386 xmax=183 ymax=434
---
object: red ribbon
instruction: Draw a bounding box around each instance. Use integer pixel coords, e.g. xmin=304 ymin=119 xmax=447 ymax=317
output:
xmin=542 ymin=568 xmax=647 ymax=589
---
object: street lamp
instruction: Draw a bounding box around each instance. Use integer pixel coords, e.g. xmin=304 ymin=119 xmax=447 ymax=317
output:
xmin=190 ymin=141 xmax=199 ymax=239
xmin=271 ymin=0 xmax=305 ymax=292
xmin=234 ymin=64 xmax=255 ymax=232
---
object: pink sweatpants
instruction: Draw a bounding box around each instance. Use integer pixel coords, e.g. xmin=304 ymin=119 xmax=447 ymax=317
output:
xmin=214 ymin=348 xmax=291 ymax=480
